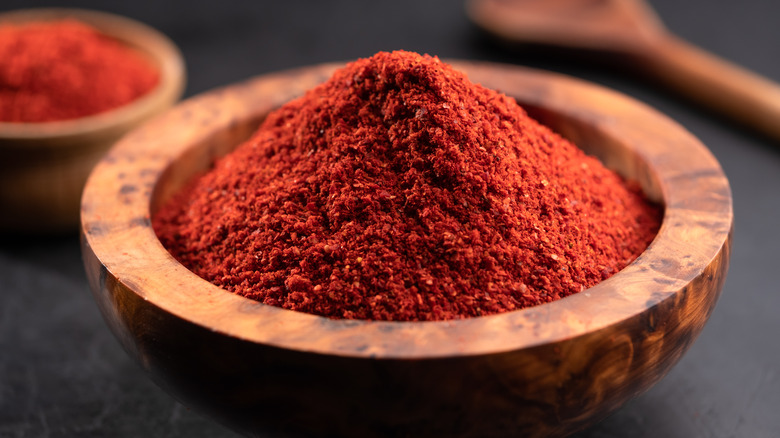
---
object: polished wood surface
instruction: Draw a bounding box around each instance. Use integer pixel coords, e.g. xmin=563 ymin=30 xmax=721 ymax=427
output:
xmin=467 ymin=0 xmax=780 ymax=142
xmin=0 ymin=8 xmax=185 ymax=232
xmin=81 ymin=62 xmax=732 ymax=437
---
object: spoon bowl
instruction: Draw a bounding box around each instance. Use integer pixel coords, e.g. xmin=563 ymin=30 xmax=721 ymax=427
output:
xmin=467 ymin=0 xmax=780 ymax=142
xmin=468 ymin=0 xmax=664 ymax=52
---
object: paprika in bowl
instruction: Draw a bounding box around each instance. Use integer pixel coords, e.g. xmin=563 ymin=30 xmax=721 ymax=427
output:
xmin=81 ymin=58 xmax=732 ymax=437
xmin=0 ymin=8 xmax=185 ymax=232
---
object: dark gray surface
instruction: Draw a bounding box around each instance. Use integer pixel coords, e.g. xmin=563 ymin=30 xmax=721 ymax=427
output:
xmin=1 ymin=0 xmax=778 ymax=436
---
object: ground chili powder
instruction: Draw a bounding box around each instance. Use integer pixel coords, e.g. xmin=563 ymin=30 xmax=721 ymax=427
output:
xmin=0 ymin=19 xmax=159 ymax=123
xmin=154 ymin=51 xmax=661 ymax=322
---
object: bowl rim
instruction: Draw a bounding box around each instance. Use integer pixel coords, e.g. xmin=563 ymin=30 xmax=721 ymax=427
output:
xmin=81 ymin=60 xmax=732 ymax=360
xmin=0 ymin=7 xmax=186 ymax=140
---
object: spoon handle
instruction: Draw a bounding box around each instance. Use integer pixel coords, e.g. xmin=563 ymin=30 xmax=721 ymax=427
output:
xmin=640 ymin=35 xmax=780 ymax=141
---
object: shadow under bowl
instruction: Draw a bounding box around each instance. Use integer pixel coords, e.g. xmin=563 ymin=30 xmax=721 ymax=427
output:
xmin=80 ymin=61 xmax=732 ymax=437
xmin=0 ymin=8 xmax=185 ymax=233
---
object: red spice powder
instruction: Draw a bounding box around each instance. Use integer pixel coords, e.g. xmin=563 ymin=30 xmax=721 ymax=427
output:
xmin=153 ymin=51 xmax=661 ymax=321
xmin=0 ymin=19 xmax=159 ymax=123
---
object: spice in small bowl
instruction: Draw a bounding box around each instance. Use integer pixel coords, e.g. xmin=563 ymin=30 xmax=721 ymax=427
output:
xmin=0 ymin=8 xmax=185 ymax=232
xmin=0 ymin=19 xmax=159 ymax=123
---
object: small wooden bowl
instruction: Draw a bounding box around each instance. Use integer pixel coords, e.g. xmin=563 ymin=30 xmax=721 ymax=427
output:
xmin=81 ymin=62 xmax=732 ymax=437
xmin=0 ymin=8 xmax=185 ymax=233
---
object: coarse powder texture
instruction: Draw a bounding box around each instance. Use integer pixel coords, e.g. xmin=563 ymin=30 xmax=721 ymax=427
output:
xmin=0 ymin=19 xmax=159 ymax=122
xmin=153 ymin=51 xmax=661 ymax=321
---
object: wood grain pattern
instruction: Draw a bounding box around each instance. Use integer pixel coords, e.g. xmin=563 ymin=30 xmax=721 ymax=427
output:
xmin=467 ymin=0 xmax=780 ymax=142
xmin=0 ymin=8 xmax=185 ymax=232
xmin=81 ymin=62 xmax=732 ymax=437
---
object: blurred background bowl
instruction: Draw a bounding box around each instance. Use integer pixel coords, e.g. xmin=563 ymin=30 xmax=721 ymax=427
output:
xmin=80 ymin=61 xmax=732 ymax=437
xmin=0 ymin=8 xmax=185 ymax=233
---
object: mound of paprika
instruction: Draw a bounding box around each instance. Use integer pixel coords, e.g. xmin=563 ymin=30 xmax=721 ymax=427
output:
xmin=154 ymin=51 xmax=661 ymax=321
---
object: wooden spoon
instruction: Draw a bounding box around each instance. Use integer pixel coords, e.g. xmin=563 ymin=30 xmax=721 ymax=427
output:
xmin=467 ymin=0 xmax=780 ymax=141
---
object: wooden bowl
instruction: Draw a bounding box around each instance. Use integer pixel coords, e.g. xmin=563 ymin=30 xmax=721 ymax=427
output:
xmin=0 ymin=8 xmax=185 ymax=233
xmin=80 ymin=62 xmax=732 ymax=437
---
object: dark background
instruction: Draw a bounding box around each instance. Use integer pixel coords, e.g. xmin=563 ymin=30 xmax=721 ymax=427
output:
xmin=1 ymin=1 xmax=779 ymax=437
